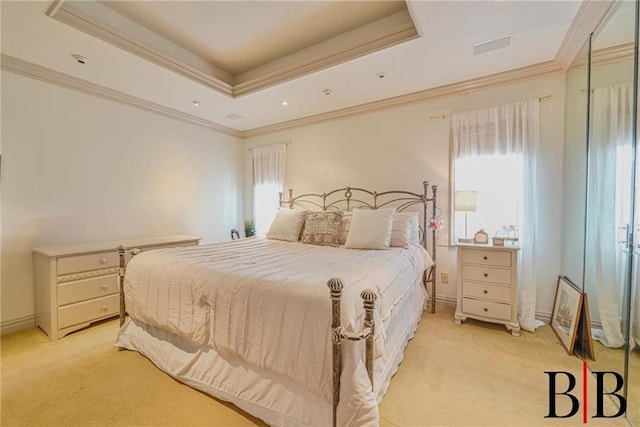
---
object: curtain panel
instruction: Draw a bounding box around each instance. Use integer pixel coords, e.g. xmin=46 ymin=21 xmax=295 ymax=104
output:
xmin=586 ymin=83 xmax=633 ymax=348
xmin=452 ymin=99 xmax=542 ymax=332
xmin=252 ymin=143 xmax=286 ymax=234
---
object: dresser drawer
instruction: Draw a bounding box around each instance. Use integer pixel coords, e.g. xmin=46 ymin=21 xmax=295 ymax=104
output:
xmin=461 ymin=249 xmax=511 ymax=267
xmin=58 ymin=294 xmax=119 ymax=329
xmin=462 ymin=281 xmax=511 ymax=303
xmin=462 ymin=264 xmax=512 ymax=285
xmin=57 ymin=251 xmax=119 ymax=275
xmin=58 ymin=274 xmax=119 ymax=306
xmin=462 ymin=297 xmax=511 ymax=321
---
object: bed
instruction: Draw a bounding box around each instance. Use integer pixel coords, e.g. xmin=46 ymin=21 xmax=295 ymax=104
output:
xmin=115 ymin=183 xmax=438 ymax=426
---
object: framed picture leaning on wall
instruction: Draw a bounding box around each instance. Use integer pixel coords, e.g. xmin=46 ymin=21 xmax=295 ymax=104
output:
xmin=551 ymin=275 xmax=584 ymax=355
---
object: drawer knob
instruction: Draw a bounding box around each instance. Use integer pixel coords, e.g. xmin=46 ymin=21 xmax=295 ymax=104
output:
xmin=483 ymin=256 xmax=488 ymax=260
xmin=483 ymin=290 xmax=488 ymax=294
xmin=101 ymin=305 xmax=109 ymax=311
xmin=484 ymin=273 xmax=488 ymax=277
xmin=99 ymin=258 xmax=107 ymax=264
xmin=484 ymin=308 xmax=488 ymax=312
xmin=100 ymin=284 xmax=109 ymax=291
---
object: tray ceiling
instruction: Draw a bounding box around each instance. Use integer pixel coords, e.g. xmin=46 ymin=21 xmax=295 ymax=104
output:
xmin=49 ymin=0 xmax=418 ymax=97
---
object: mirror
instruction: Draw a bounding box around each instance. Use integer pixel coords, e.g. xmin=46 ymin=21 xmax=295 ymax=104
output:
xmin=582 ymin=0 xmax=638 ymax=425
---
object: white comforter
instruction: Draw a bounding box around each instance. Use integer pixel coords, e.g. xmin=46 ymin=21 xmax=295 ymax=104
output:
xmin=122 ymin=237 xmax=431 ymax=425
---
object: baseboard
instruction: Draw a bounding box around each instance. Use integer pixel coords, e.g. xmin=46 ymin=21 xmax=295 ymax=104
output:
xmin=1 ymin=315 xmax=35 ymax=336
xmin=435 ymin=295 xmax=457 ymax=306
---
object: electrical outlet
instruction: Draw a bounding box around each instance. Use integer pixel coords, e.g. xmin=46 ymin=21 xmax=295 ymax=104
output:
xmin=441 ymin=272 xmax=449 ymax=284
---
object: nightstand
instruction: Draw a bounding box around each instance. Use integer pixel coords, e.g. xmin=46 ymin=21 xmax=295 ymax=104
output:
xmin=454 ymin=243 xmax=520 ymax=336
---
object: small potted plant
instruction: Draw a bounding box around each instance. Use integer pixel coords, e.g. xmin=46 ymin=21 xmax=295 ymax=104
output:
xmin=244 ymin=219 xmax=256 ymax=237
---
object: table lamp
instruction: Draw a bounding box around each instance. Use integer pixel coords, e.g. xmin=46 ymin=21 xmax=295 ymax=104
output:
xmin=455 ymin=190 xmax=477 ymax=243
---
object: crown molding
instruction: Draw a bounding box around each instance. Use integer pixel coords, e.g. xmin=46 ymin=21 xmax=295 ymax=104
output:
xmin=571 ymin=42 xmax=635 ymax=68
xmin=0 ymin=54 xmax=242 ymax=138
xmin=555 ymin=0 xmax=616 ymax=70
xmin=47 ymin=1 xmax=418 ymax=99
xmin=243 ymin=60 xmax=564 ymax=138
xmin=233 ymin=24 xmax=418 ymax=97
xmin=46 ymin=1 xmax=235 ymax=97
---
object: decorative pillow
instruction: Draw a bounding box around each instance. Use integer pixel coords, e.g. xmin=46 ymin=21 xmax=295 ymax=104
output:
xmin=344 ymin=208 xmax=395 ymax=249
xmin=300 ymin=211 xmax=343 ymax=247
xmin=392 ymin=211 xmax=421 ymax=247
xmin=338 ymin=211 xmax=352 ymax=245
xmin=266 ymin=209 xmax=307 ymax=242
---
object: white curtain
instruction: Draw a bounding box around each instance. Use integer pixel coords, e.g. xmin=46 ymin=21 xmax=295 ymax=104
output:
xmin=452 ymin=99 xmax=543 ymax=332
xmin=252 ymin=143 xmax=286 ymax=234
xmin=586 ymin=83 xmax=633 ymax=348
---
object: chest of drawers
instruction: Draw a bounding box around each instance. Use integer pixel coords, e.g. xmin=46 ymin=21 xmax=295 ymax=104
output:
xmin=454 ymin=244 xmax=520 ymax=336
xmin=33 ymin=235 xmax=200 ymax=340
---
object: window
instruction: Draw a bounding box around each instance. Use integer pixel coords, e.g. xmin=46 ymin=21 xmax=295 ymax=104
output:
xmin=450 ymin=98 xmax=542 ymax=332
xmin=453 ymin=154 xmax=522 ymax=243
xmin=252 ymin=143 xmax=286 ymax=234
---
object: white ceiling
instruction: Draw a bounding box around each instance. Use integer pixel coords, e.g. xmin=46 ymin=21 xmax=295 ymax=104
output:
xmin=1 ymin=1 xmax=589 ymax=134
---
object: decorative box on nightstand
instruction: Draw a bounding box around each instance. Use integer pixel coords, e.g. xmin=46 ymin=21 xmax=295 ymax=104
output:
xmin=454 ymin=243 xmax=520 ymax=336
xmin=33 ymin=235 xmax=201 ymax=341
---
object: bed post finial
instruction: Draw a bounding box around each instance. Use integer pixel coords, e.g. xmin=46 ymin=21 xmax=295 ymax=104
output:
xmin=279 ymin=191 xmax=283 ymax=208
xmin=361 ymin=289 xmax=377 ymax=389
xmin=288 ymin=189 xmax=293 ymax=208
xmin=117 ymin=245 xmax=127 ymax=326
xmin=327 ymin=278 xmax=343 ymax=427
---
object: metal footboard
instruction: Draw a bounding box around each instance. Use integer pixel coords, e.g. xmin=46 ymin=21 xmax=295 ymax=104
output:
xmin=327 ymin=278 xmax=377 ymax=427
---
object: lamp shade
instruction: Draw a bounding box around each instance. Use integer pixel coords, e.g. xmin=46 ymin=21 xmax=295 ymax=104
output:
xmin=455 ymin=190 xmax=477 ymax=212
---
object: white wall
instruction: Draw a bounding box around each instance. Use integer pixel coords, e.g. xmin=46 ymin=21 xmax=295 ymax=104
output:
xmin=1 ymin=71 xmax=243 ymax=329
xmin=244 ymin=74 xmax=567 ymax=318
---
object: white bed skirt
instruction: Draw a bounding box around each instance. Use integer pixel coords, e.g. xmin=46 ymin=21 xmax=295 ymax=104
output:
xmin=116 ymin=280 xmax=427 ymax=427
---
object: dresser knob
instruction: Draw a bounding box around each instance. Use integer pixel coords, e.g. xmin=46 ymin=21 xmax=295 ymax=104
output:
xmin=484 ymin=308 xmax=488 ymax=312
xmin=100 ymin=284 xmax=109 ymax=291
xmin=101 ymin=305 xmax=108 ymax=311
xmin=483 ymin=256 xmax=488 ymax=260
xmin=483 ymin=290 xmax=488 ymax=294
xmin=484 ymin=273 xmax=488 ymax=277
xmin=99 ymin=258 xmax=107 ymax=264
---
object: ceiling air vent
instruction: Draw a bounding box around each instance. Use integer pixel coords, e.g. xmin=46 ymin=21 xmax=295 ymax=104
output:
xmin=473 ymin=34 xmax=512 ymax=55
xmin=225 ymin=113 xmax=244 ymax=120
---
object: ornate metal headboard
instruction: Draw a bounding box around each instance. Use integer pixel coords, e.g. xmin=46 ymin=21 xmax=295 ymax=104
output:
xmin=279 ymin=181 xmax=439 ymax=313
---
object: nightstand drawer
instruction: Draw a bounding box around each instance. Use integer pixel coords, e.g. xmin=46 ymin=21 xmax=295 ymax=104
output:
xmin=58 ymin=274 xmax=119 ymax=306
xmin=462 ymin=264 xmax=511 ymax=285
xmin=462 ymin=281 xmax=511 ymax=303
xmin=462 ymin=297 xmax=511 ymax=321
xmin=58 ymin=294 xmax=119 ymax=329
xmin=461 ymin=249 xmax=511 ymax=267
xmin=57 ymin=252 xmax=119 ymax=275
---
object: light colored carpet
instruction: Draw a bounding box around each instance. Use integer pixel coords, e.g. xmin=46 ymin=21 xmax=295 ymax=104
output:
xmin=0 ymin=303 xmax=630 ymax=426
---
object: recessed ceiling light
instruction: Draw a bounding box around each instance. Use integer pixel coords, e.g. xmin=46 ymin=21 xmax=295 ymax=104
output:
xmin=71 ymin=54 xmax=87 ymax=64
xmin=281 ymin=101 xmax=289 ymax=107
xmin=376 ymin=72 xmax=387 ymax=79
xmin=192 ymin=100 xmax=200 ymax=107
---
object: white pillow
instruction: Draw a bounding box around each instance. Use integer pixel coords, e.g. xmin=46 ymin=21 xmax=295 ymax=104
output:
xmin=338 ymin=211 xmax=352 ymax=245
xmin=390 ymin=213 xmax=413 ymax=248
xmin=266 ymin=209 xmax=307 ymax=242
xmin=393 ymin=211 xmax=420 ymax=247
xmin=344 ymin=208 xmax=395 ymax=249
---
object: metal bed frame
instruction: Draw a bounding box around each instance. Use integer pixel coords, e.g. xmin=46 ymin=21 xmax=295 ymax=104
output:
xmin=279 ymin=181 xmax=438 ymax=426
xmin=116 ymin=181 xmax=438 ymax=427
